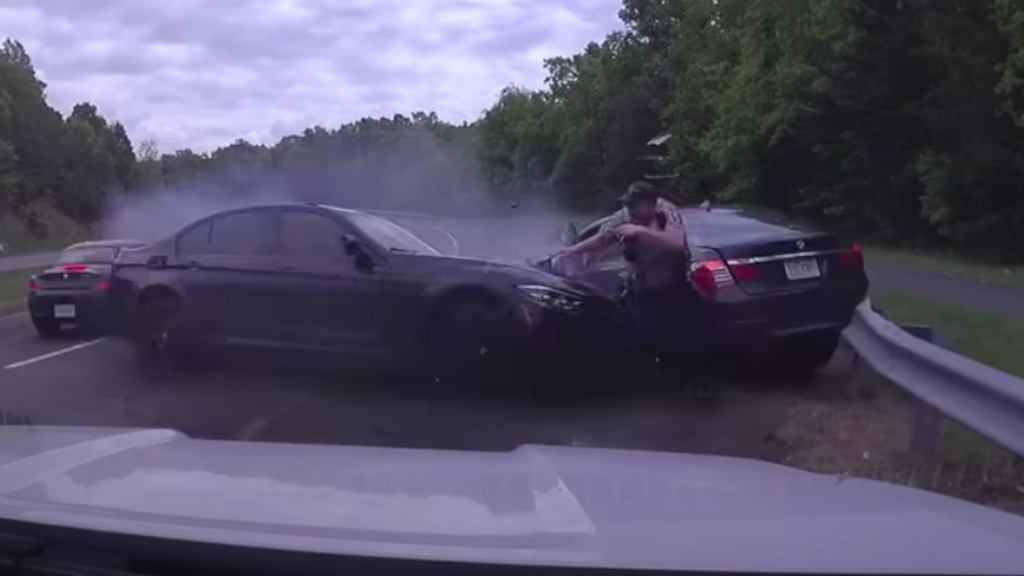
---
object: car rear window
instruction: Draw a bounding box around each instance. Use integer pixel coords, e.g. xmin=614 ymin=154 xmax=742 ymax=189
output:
xmin=57 ymin=247 xmax=119 ymax=264
xmin=682 ymin=208 xmax=803 ymax=245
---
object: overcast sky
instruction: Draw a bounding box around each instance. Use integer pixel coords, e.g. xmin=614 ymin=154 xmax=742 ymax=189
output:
xmin=0 ymin=0 xmax=622 ymax=153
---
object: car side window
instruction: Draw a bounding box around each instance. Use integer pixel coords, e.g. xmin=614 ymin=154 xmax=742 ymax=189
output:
xmin=176 ymin=220 xmax=212 ymax=254
xmin=208 ymin=211 xmax=278 ymax=256
xmin=280 ymin=211 xmax=344 ymax=258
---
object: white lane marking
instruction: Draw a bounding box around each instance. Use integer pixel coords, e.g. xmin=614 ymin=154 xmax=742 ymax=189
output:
xmin=3 ymin=338 xmax=106 ymax=370
xmin=0 ymin=312 xmax=27 ymax=322
xmin=430 ymin=225 xmax=460 ymax=256
xmin=235 ymin=396 xmax=306 ymax=441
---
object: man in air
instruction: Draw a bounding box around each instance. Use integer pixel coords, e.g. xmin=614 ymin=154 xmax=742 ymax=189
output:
xmin=558 ymin=181 xmax=691 ymax=362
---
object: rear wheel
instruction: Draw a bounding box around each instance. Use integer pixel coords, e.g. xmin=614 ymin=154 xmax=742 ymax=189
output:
xmin=776 ymin=330 xmax=841 ymax=379
xmin=32 ymin=317 xmax=61 ymax=338
xmin=423 ymin=295 xmax=530 ymax=394
xmin=136 ymin=293 xmax=204 ymax=370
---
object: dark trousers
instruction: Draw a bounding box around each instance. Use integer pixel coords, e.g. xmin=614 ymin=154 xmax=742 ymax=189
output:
xmin=621 ymin=283 xmax=687 ymax=360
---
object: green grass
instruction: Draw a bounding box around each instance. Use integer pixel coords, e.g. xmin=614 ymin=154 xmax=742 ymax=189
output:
xmin=872 ymin=288 xmax=1024 ymax=460
xmin=865 ymin=245 xmax=1024 ymax=291
xmin=872 ymin=288 xmax=1024 ymax=378
xmin=0 ymin=267 xmax=43 ymax=306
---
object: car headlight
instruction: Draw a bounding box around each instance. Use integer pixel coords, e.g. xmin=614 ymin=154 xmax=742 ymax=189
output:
xmin=516 ymin=284 xmax=584 ymax=313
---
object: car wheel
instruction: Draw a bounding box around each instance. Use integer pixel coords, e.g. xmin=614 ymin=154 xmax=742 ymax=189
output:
xmin=777 ymin=331 xmax=841 ymax=379
xmin=423 ymin=295 xmax=530 ymax=394
xmin=136 ymin=293 xmax=204 ymax=370
xmin=32 ymin=317 xmax=61 ymax=338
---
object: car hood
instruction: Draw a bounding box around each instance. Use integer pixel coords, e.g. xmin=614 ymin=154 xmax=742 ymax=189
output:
xmin=0 ymin=427 xmax=1021 ymax=574
xmin=414 ymin=254 xmax=593 ymax=294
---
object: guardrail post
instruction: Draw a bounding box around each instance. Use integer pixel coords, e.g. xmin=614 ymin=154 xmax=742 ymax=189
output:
xmin=901 ymin=324 xmax=942 ymax=458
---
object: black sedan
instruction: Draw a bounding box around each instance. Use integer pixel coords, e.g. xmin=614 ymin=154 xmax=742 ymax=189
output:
xmin=28 ymin=239 xmax=149 ymax=337
xmin=108 ymin=203 xmax=616 ymax=385
xmin=548 ymin=204 xmax=869 ymax=374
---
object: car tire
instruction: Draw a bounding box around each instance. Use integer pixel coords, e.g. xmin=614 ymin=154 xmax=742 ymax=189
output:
xmin=777 ymin=330 xmax=841 ymax=379
xmin=32 ymin=317 xmax=61 ymax=338
xmin=423 ymin=295 xmax=530 ymax=394
xmin=136 ymin=293 xmax=204 ymax=370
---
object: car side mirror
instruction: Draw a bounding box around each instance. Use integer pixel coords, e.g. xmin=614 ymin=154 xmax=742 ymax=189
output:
xmin=562 ymin=222 xmax=579 ymax=246
xmin=340 ymin=235 xmax=363 ymax=256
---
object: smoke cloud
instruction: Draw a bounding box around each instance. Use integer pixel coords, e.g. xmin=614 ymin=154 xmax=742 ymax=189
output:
xmin=100 ymin=128 xmax=597 ymax=262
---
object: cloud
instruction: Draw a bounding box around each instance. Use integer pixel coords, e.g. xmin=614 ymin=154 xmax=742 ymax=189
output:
xmin=0 ymin=0 xmax=622 ymax=152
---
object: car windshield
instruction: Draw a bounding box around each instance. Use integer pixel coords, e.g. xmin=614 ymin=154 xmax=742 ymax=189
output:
xmin=341 ymin=211 xmax=441 ymax=255
xmin=56 ymin=247 xmax=119 ymax=264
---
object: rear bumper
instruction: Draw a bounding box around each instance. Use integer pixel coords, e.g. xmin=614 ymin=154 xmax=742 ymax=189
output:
xmin=708 ymin=282 xmax=867 ymax=349
xmin=27 ymin=291 xmax=111 ymax=328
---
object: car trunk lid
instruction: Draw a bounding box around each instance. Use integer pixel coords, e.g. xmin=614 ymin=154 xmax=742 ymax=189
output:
xmin=683 ymin=207 xmax=859 ymax=296
xmin=33 ymin=263 xmax=112 ymax=292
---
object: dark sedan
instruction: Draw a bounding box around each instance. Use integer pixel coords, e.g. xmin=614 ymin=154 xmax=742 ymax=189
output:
xmin=548 ymin=205 xmax=869 ymax=373
xmin=108 ymin=203 xmax=616 ymax=385
xmin=28 ymin=239 xmax=149 ymax=337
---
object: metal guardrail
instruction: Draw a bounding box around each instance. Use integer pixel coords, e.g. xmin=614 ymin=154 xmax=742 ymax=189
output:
xmin=842 ymin=298 xmax=1024 ymax=458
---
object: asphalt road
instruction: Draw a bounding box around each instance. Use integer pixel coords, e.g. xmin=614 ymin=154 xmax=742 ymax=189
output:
xmin=865 ymin=259 xmax=1024 ymax=320
xmin=0 ymin=309 xmax=816 ymax=456
xmin=0 ymin=219 xmax=831 ymax=457
xmin=0 ymin=251 xmax=61 ymax=273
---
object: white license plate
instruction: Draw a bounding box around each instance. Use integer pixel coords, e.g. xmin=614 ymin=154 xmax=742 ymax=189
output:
xmin=784 ymin=258 xmax=821 ymax=280
xmin=53 ymin=304 xmax=76 ymax=319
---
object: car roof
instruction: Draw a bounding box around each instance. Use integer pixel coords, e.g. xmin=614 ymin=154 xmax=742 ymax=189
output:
xmin=64 ymin=239 xmax=148 ymax=250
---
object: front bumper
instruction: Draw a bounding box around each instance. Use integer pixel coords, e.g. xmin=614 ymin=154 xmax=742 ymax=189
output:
xmin=518 ymin=295 xmax=621 ymax=356
xmin=28 ymin=291 xmax=111 ymax=328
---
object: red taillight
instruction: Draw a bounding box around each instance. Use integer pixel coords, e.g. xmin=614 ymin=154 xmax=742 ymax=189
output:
xmin=728 ymin=262 xmax=758 ymax=281
xmin=28 ymin=279 xmax=38 ymax=291
xmin=690 ymin=259 xmax=735 ymax=296
xmin=838 ymin=244 xmax=863 ymax=268
xmin=94 ymin=281 xmax=109 ymax=291
xmin=61 ymin=263 xmax=88 ymax=271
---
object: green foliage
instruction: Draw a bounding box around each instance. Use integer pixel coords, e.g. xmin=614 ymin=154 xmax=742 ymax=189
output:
xmin=6 ymin=0 xmax=1024 ymax=260
xmin=0 ymin=39 xmax=137 ymax=234
xmin=477 ymin=0 xmax=1024 ymax=261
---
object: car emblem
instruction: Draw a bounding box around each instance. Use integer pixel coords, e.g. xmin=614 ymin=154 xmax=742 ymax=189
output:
xmin=796 ymin=240 xmax=805 ymax=250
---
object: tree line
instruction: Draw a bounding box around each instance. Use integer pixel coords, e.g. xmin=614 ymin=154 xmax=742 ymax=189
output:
xmin=4 ymin=0 xmax=1024 ymax=258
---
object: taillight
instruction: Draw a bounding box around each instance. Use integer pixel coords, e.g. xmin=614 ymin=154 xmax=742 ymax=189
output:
xmin=61 ymin=263 xmax=88 ymax=271
xmin=28 ymin=279 xmax=38 ymax=291
xmin=838 ymin=244 xmax=863 ymax=268
xmin=94 ymin=281 xmax=109 ymax=291
xmin=728 ymin=261 xmax=758 ymax=281
xmin=690 ymin=259 xmax=735 ymax=296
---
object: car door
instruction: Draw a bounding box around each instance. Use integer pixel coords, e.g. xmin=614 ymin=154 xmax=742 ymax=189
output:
xmin=175 ymin=209 xmax=286 ymax=344
xmin=276 ymin=209 xmax=370 ymax=350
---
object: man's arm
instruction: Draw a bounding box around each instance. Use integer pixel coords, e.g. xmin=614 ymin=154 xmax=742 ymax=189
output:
xmin=638 ymin=209 xmax=688 ymax=251
xmin=562 ymin=211 xmax=626 ymax=256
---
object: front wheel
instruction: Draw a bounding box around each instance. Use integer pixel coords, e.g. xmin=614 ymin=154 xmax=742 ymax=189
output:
xmin=422 ymin=296 xmax=530 ymax=393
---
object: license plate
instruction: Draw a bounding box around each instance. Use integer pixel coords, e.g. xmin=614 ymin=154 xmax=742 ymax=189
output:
xmin=53 ymin=304 xmax=76 ymax=319
xmin=784 ymin=258 xmax=821 ymax=280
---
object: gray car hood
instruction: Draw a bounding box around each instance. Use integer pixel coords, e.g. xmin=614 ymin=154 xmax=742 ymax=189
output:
xmin=0 ymin=426 xmax=1021 ymax=574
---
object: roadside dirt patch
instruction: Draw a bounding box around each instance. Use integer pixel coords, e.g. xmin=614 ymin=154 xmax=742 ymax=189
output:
xmin=762 ymin=396 xmax=1024 ymax=515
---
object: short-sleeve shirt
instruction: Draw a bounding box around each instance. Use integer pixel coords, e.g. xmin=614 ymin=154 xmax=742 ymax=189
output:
xmin=598 ymin=199 xmax=690 ymax=291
